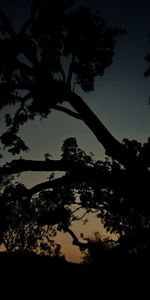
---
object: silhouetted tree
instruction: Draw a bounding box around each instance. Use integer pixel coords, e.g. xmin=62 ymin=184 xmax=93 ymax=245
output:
xmin=81 ymin=232 xmax=117 ymax=265
xmin=0 ymin=181 xmax=66 ymax=257
xmin=0 ymin=0 xmax=125 ymax=158
xmin=0 ymin=0 xmax=150 ymax=260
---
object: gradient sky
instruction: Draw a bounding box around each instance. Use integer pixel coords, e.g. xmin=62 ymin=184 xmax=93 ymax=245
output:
xmin=1 ymin=0 xmax=150 ymax=262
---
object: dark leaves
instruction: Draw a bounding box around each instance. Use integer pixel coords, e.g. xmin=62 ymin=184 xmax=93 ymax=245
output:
xmin=5 ymin=114 xmax=13 ymax=127
xmin=61 ymin=137 xmax=94 ymax=166
xmin=0 ymin=1 xmax=124 ymax=154
xmin=0 ymin=130 xmax=29 ymax=155
xmin=64 ymin=7 xmax=125 ymax=92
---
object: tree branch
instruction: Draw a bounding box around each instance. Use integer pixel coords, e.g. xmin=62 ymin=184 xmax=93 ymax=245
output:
xmin=72 ymin=210 xmax=88 ymax=222
xmin=58 ymin=59 xmax=66 ymax=82
xmin=68 ymin=91 xmax=134 ymax=167
xmin=0 ymin=159 xmax=76 ymax=175
xmin=64 ymin=227 xmax=89 ymax=250
xmin=0 ymin=158 xmax=106 ymax=177
xmin=64 ymin=227 xmax=118 ymax=252
xmin=28 ymin=175 xmax=70 ymax=195
xmin=21 ymin=92 xmax=32 ymax=104
xmin=1 ymin=159 xmax=110 ymax=198
xmin=51 ymin=105 xmax=81 ymax=119
xmin=66 ymin=55 xmax=75 ymax=88
xmin=71 ymin=206 xmax=82 ymax=215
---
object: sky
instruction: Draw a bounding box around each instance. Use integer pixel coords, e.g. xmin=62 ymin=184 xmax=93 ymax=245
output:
xmin=1 ymin=0 xmax=150 ymax=262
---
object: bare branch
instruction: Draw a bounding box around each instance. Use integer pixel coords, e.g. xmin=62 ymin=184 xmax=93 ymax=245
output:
xmin=21 ymin=92 xmax=32 ymax=104
xmin=0 ymin=158 xmax=105 ymax=177
xmin=68 ymin=91 xmax=133 ymax=167
xmin=71 ymin=206 xmax=82 ymax=214
xmin=73 ymin=210 xmax=88 ymax=222
xmin=1 ymin=159 xmax=110 ymax=199
xmin=64 ymin=227 xmax=89 ymax=250
xmin=58 ymin=59 xmax=66 ymax=82
xmin=66 ymin=55 xmax=75 ymax=88
xmin=51 ymin=105 xmax=81 ymax=119
xmin=28 ymin=175 xmax=70 ymax=195
xmin=0 ymin=159 xmax=77 ymax=175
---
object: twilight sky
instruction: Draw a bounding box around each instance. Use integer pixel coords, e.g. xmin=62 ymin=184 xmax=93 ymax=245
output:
xmin=1 ymin=0 xmax=150 ymax=261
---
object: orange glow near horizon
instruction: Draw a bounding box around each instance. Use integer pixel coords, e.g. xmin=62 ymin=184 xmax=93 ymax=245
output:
xmin=56 ymin=214 xmax=117 ymax=263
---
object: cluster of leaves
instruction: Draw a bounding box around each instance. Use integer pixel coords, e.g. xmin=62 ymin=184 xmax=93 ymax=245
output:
xmin=96 ymin=139 xmax=150 ymax=254
xmin=1 ymin=136 xmax=150 ymax=257
xmin=1 ymin=130 xmax=29 ymax=155
xmin=0 ymin=0 xmax=124 ymax=155
xmin=81 ymin=232 xmax=117 ymax=264
xmin=60 ymin=138 xmax=150 ymax=255
xmin=61 ymin=137 xmax=94 ymax=166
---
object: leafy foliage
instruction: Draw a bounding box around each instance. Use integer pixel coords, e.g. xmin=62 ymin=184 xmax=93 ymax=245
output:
xmin=0 ymin=0 xmax=124 ymax=154
xmin=82 ymin=232 xmax=117 ymax=264
xmin=0 ymin=0 xmax=150 ymax=262
xmin=60 ymin=138 xmax=150 ymax=256
xmin=0 ymin=182 xmax=65 ymax=257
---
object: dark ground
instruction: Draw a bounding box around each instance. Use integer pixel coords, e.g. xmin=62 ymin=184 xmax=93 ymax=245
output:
xmin=0 ymin=251 xmax=149 ymax=298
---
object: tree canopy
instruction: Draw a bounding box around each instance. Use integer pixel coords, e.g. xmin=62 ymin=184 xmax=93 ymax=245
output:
xmin=0 ymin=0 xmax=150 ymax=261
